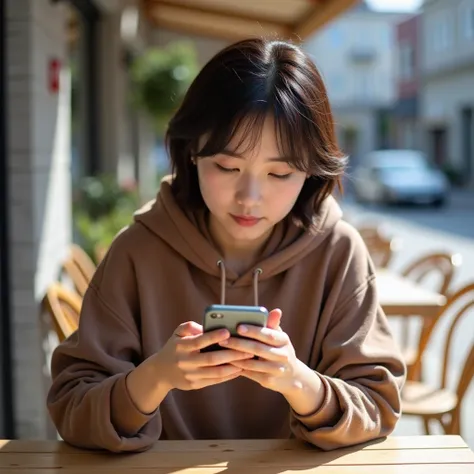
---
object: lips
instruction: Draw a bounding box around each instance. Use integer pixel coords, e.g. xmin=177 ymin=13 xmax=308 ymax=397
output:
xmin=230 ymin=214 xmax=262 ymax=227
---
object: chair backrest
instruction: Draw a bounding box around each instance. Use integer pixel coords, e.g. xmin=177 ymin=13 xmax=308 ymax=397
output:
xmin=94 ymin=244 xmax=108 ymax=265
xmin=42 ymin=283 xmax=82 ymax=342
xmin=432 ymin=281 xmax=474 ymax=434
xmin=357 ymin=224 xmax=399 ymax=269
xmin=399 ymin=252 xmax=462 ymax=380
xmin=401 ymin=252 xmax=462 ymax=297
xmin=70 ymin=244 xmax=97 ymax=282
xmin=440 ymin=282 xmax=474 ymax=398
xmin=61 ymin=244 xmax=97 ymax=297
xmin=61 ymin=257 xmax=89 ymax=297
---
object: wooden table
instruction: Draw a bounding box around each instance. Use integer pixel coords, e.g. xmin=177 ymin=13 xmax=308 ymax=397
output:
xmin=376 ymin=270 xmax=447 ymax=318
xmin=1 ymin=435 xmax=473 ymax=473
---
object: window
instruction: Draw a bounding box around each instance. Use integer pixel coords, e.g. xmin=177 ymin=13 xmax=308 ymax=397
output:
xmin=353 ymin=66 xmax=373 ymax=100
xmin=399 ymin=42 xmax=414 ymax=80
xmin=459 ymin=1 xmax=474 ymax=40
xmin=431 ymin=13 xmax=452 ymax=52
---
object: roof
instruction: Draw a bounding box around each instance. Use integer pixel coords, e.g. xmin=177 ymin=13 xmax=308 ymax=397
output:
xmin=141 ymin=0 xmax=359 ymax=41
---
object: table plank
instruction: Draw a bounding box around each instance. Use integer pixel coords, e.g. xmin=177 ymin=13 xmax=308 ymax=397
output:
xmin=0 ymin=436 xmax=467 ymax=453
xmin=1 ymin=465 xmax=474 ymax=473
xmin=0 ymin=448 xmax=472 ymax=469
xmin=376 ymin=270 xmax=446 ymax=317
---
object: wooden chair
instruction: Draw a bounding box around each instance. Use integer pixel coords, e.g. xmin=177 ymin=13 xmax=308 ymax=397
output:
xmin=94 ymin=244 xmax=108 ymax=265
xmin=61 ymin=244 xmax=97 ymax=297
xmin=401 ymin=282 xmax=474 ymax=436
xmin=70 ymin=244 xmax=96 ymax=282
xmin=42 ymin=283 xmax=82 ymax=342
xmin=399 ymin=252 xmax=462 ymax=380
xmin=357 ymin=224 xmax=399 ymax=269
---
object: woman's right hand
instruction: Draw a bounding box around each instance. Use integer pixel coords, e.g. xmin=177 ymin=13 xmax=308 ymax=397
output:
xmin=154 ymin=321 xmax=253 ymax=392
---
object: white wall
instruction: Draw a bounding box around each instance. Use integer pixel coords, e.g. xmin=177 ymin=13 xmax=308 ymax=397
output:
xmin=421 ymin=0 xmax=474 ymax=185
xmin=422 ymin=0 xmax=474 ymax=75
xmin=6 ymin=0 xmax=71 ymax=437
xmin=304 ymin=12 xmax=403 ymax=108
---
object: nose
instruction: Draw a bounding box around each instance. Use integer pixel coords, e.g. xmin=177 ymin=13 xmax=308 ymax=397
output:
xmin=235 ymin=173 xmax=262 ymax=208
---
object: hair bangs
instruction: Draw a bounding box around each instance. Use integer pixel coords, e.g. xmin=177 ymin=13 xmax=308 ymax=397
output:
xmin=272 ymin=82 xmax=348 ymax=180
xmin=194 ymin=104 xmax=270 ymax=160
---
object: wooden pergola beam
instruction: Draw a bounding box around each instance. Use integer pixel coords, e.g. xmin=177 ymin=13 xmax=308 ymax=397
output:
xmin=141 ymin=0 xmax=358 ymax=42
xmin=294 ymin=0 xmax=359 ymax=38
xmin=146 ymin=2 xmax=291 ymax=43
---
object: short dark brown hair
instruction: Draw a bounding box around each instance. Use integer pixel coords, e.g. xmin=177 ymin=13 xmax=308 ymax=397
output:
xmin=166 ymin=38 xmax=347 ymax=230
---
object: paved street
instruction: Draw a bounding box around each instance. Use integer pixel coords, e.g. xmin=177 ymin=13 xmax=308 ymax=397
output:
xmin=345 ymin=188 xmax=474 ymax=239
xmin=340 ymin=189 xmax=474 ymax=449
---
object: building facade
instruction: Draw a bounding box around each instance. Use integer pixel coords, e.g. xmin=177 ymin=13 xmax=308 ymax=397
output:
xmin=303 ymin=1 xmax=407 ymax=166
xmin=420 ymin=0 xmax=474 ymax=186
xmin=393 ymin=14 xmax=421 ymax=150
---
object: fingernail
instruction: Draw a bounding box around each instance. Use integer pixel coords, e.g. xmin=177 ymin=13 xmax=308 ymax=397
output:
xmin=238 ymin=325 xmax=248 ymax=334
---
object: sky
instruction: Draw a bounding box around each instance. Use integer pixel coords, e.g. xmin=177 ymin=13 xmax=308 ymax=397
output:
xmin=365 ymin=0 xmax=423 ymax=11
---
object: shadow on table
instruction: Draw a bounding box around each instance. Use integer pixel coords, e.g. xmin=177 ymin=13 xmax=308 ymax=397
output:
xmin=0 ymin=437 xmax=388 ymax=473
xmin=73 ymin=437 xmax=385 ymax=473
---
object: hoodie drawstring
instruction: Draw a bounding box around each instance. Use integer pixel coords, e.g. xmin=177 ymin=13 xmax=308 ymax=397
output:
xmin=217 ymin=260 xmax=262 ymax=306
xmin=217 ymin=260 xmax=226 ymax=305
xmin=253 ymin=267 xmax=263 ymax=306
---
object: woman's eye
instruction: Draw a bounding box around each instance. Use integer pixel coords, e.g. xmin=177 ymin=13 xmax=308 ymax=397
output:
xmin=270 ymin=173 xmax=292 ymax=180
xmin=215 ymin=163 xmax=239 ymax=173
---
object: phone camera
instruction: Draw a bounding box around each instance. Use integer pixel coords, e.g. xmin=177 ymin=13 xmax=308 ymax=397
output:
xmin=211 ymin=313 xmax=223 ymax=319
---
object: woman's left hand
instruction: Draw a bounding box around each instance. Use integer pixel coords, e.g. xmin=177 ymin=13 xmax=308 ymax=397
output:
xmin=220 ymin=309 xmax=305 ymax=395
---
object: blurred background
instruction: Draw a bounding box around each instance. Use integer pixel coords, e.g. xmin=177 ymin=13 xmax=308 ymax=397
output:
xmin=0 ymin=0 xmax=473 ymax=448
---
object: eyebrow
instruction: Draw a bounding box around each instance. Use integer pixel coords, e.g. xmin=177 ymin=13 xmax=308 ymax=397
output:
xmin=220 ymin=149 xmax=291 ymax=163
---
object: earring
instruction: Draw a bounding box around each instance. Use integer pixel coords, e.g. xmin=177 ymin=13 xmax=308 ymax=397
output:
xmin=191 ymin=158 xmax=196 ymax=165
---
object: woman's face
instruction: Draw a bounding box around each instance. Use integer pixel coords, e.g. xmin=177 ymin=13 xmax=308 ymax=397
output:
xmin=196 ymin=116 xmax=307 ymax=250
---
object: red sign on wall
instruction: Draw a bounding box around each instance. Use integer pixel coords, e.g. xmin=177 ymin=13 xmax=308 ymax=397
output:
xmin=48 ymin=58 xmax=61 ymax=94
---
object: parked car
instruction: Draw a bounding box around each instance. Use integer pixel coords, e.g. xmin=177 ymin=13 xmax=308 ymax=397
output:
xmin=352 ymin=149 xmax=449 ymax=207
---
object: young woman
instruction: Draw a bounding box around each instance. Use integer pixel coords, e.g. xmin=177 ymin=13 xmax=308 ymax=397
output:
xmin=47 ymin=38 xmax=405 ymax=453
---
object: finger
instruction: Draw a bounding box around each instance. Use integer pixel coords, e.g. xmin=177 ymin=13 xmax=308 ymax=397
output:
xmin=194 ymin=349 xmax=254 ymax=367
xmin=239 ymin=370 xmax=268 ymax=386
xmin=179 ymin=328 xmax=230 ymax=352
xmin=236 ymin=325 xmax=288 ymax=347
xmin=188 ymin=372 xmax=241 ymax=390
xmin=220 ymin=337 xmax=287 ymax=362
xmin=231 ymin=359 xmax=287 ymax=376
xmin=186 ymin=365 xmax=242 ymax=380
xmin=174 ymin=321 xmax=203 ymax=337
xmin=266 ymin=308 xmax=282 ymax=331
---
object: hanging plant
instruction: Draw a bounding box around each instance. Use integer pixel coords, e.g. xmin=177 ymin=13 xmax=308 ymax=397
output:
xmin=130 ymin=41 xmax=198 ymax=133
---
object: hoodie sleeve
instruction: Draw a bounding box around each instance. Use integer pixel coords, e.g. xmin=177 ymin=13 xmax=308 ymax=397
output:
xmin=46 ymin=240 xmax=162 ymax=452
xmin=290 ymin=234 xmax=406 ymax=450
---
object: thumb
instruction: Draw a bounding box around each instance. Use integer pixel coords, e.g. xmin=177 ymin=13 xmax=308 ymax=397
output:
xmin=174 ymin=321 xmax=203 ymax=337
xmin=266 ymin=308 xmax=282 ymax=331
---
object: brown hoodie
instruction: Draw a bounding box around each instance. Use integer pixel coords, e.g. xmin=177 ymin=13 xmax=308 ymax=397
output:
xmin=47 ymin=179 xmax=405 ymax=453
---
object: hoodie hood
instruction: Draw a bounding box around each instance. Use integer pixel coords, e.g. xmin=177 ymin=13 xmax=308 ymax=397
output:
xmin=134 ymin=176 xmax=343 ymax=292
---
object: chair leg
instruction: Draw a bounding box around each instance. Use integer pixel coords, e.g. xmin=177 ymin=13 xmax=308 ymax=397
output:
xmin=447 ymin=411 xmax=461 ymax=435
xmin=422 ymin=417 xmax=431 ymax=435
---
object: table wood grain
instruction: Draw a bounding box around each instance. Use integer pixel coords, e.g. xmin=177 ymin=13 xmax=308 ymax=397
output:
xmin=376 ymin=270 xmax=447 ymax=318
xmin=1 ymin=435 xmax=473 ymax=473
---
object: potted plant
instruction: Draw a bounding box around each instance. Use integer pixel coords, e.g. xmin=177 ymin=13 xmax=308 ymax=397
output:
xmin=129 ymin=41 xmax=198 ymax=133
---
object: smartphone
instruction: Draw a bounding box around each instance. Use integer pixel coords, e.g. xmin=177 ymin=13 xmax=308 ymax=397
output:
xmin=201 ymin=304 xmax=268 ymax=352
